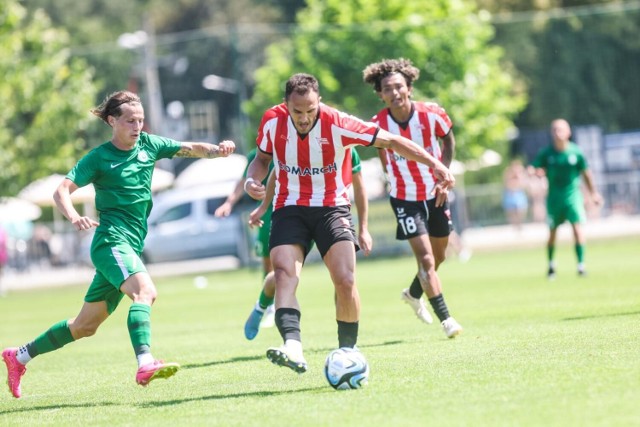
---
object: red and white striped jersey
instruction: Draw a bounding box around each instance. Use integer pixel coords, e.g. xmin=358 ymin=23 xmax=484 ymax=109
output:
xmin=256 ymin=103 xmax=378 ymax=210
xmin=372 ymin=102 xmax=452 ymax=201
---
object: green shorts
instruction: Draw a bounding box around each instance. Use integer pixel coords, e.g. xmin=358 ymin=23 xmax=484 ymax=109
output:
xmin=254 ymin=206 xmax=273 ymax=258
xmin=547 ymin=200 xmax=586 ymax=229
xmin=85 ymin=234 xmax=147 ymax=314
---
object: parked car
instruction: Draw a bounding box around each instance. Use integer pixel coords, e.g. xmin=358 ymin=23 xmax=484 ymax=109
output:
xmin=143 ymin=181 xmax=253 ymax=264
xmin=78 ymin=181 xmax=254 ymax=266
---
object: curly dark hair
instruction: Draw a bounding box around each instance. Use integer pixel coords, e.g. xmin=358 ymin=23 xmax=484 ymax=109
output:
xmin=91 ymin=90 xmax=142 ymax=125
xmin=362 ymin=58 xmax=420 ymax=92
xmin=284 ymin=73 xmax=320 ymax=101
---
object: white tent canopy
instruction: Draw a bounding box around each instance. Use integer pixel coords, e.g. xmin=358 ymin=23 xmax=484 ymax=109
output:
xmin=18 ymin=169 xmax=175 ymax=207
xmin=0 ymin=197 xmax=42 ymax=222
xmin=19 ymin=174 xmax=94 ymax=206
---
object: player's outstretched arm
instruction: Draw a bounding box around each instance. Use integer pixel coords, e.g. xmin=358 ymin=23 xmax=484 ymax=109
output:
xmin=175 ymin=140 xmax=236 ymax=158
xmin=53 ymin=178 xmax=99 ymax=231
xmin=373 ymin=128 xmax=455 ymax=200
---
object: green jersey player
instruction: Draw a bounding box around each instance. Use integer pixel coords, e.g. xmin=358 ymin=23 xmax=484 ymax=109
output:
xmin=530 ymin=119 xmax=603 ymax=279
xmin=2 ymin=90 xmax=236 ymax=398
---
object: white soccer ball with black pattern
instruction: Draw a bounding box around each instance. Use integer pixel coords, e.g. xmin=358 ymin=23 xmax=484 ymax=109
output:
xmin=324 ymin=347 xmax=369 ymax=390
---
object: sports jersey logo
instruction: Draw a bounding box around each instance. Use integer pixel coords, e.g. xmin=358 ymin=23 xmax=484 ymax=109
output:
xmin=110 ymin=161 xmax=126 ymax=169
xmin=317 ymin=137 xmax=329 ymax=145
xmin=278 ymin=161 xmax=338 ymax=176
xmin=568 ymin=154 xmax=577 ymax=165
xmin=137 ymin=150 xmax=149 ymax=162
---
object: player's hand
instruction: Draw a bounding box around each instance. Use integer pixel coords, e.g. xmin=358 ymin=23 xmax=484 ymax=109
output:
xmin=215 ymin=201 xmax=233 ymax=217
xmin=217 ymin=140 xmax=235 ymax=157
xmin=432 ymin=162 xmax=455 ymax=192
xmin=358 ymin=228 xmax=373 ymax=256
xmin=71 ymin=216 xmax=99 ymax=231
xmin=244 ymin=178 xmax=266 ymax=201
xmin=248 ymin=205 xmax=267 ymax=228
xmin=432 ymin=182 xmax=449 ymax=207
xmin=592 ymin=192 xmax=604 ymax=206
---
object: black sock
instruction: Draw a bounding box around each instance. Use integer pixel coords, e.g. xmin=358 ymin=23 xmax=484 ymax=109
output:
xmin=409 ymin=276 xmax=423 ymax=299
xmin=337 ymin=320 xmax=358 ymax=348
xmin=428 ymin=294 xmax=450 ymax=322
xmin=275 ymin=308 xmax=301 ymax=342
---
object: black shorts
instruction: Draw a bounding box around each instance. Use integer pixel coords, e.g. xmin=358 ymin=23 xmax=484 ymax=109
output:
xmin=270 ymin=205 xmax=358 ymax=258
xmin=389 ymin=197 xmax=453 ymax=240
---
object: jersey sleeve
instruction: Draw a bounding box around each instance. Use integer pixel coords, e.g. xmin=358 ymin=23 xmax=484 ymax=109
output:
xmin=146 ymin=133 xmax=182 ymax=159
xmin=256 ymin=108 xmax=279 ymax=155
xmin=66 ymin=150 xmax=99 ymax=187
xmin=426 ymin=102 xmax=453 ymax=138
xmin=334 ymin=109 xmax=379 ymax=148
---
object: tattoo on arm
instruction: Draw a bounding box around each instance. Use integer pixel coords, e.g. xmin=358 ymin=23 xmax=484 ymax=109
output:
xmin=175 ymin=143 xmax=219 ymax=158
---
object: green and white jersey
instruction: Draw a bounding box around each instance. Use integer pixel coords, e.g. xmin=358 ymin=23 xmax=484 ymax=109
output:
xmin=532 ymin=141 xmax=587 ymax=206
xmin=67 ymin=132 xmax=181 ymax=253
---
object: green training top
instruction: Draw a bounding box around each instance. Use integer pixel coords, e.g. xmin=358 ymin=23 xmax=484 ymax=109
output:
xmin=67 ymin=131 xmax=181 ymax=253
xmin=532 ymin=141 xmax=587 ymax=205
xmin=351 ymin=147 xmax=362 ymax=174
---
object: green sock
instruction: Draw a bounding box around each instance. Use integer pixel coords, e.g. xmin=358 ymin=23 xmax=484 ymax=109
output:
xmin=575 ymin=244 xmax=584 ymax=263
xmin=127 ymin=303 xmax=152 ymax=356
xmin=258 ymin=290 xmax=274 ymax=310
xmin=27 ymin=320 xmax=75 ymax=357
xmin=547 ymin=245 xmax=555 ymax=264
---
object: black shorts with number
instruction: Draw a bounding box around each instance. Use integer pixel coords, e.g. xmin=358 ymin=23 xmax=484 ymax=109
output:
xmin=389 ymin=197 xmax=453 ymax=240
xmin=270 ymin=205 xmax=359 ymax=258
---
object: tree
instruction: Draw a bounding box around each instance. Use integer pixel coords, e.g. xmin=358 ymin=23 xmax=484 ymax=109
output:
xmin=0 ymin=0 xmax=98 ymax=196
xmin=247 ymin=0 xmax=526 ymax=161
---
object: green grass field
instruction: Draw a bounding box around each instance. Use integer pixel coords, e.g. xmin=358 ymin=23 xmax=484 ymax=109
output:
xmin=1 ymin=237 xmax=639 ymax=426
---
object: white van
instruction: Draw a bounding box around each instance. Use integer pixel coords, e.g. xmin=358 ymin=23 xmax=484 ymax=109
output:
xmin=143 ymin=181 xmax=253 ymax=264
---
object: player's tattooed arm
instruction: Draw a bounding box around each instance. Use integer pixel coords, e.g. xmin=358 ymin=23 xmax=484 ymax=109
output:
xmin=175 ymin=140 xmax=236 ymax=158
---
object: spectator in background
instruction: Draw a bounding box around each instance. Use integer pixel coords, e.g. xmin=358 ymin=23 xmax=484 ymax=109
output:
xmin=527 ymin=168 xmax=548 ymax=223
xmin=502 ymin=158 xmax=529 ymax=230
xmin=529 ymin=118 xmax=603 ymax=279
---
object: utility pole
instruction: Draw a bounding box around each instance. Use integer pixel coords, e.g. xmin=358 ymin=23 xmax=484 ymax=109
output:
xmin=142 ymin=13 xmax=164 ymax=134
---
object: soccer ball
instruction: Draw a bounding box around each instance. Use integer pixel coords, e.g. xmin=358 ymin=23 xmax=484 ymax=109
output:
xmin=324 ymin=347 xmax=369 ymax=390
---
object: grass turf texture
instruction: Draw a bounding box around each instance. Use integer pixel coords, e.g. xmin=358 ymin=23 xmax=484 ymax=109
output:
xmin=0 ymin=237 xmax=639 ymax=426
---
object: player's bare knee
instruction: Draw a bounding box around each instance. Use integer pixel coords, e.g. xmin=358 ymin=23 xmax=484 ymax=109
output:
xmin=71 ymin=322 xmax=100 ymax=338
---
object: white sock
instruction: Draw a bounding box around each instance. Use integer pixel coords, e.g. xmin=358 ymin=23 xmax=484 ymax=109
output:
xmin=284 ymin=339 xmax=302 ymax=352
xmin=137 ymin=353 xmax=154 ymax=367
xmin=16 ymin=346 xmax=31 ymax=365
xmin=254 ymin=301 xmax=265 ymax=313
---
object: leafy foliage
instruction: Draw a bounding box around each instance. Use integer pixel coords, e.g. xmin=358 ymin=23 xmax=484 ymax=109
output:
xmin=247 ymin=0 xmax=527 ymax=161
xmin=0 ymin=1 xmax=98 ymax=196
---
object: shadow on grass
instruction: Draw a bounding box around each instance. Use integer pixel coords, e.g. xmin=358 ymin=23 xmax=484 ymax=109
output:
xmin=563 ymin=310 xmax=640 ymax=321
xmin=0 ymin=401 xmax=119 ymax=415
xmin=138 ymin=386 xmax=327 ymax=407
xmin=181 ymin=339 xmax=404 ymax=370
